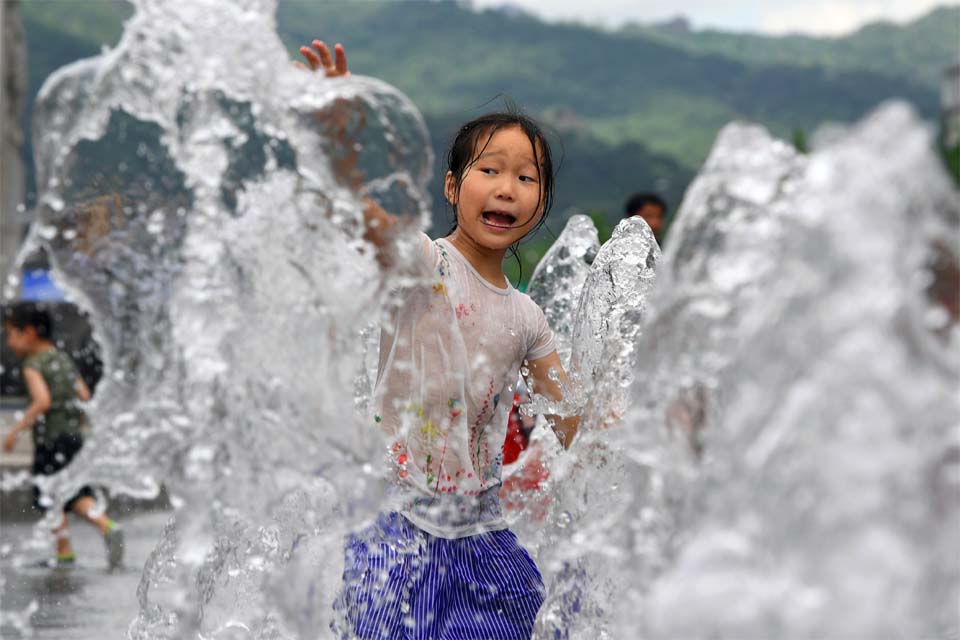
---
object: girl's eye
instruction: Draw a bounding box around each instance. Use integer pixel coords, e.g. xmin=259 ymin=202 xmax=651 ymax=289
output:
xmin=519 ymin=175 xmax=537 ymax=183
xmin=480 ymin=168 xmax=497 ymax=175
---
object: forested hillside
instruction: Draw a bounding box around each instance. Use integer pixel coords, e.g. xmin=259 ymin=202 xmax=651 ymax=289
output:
xmin=17 ymin=0 xmax=955 ymax=281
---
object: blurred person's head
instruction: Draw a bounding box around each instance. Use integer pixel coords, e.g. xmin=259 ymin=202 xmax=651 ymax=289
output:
xmin=3 ymin=302 xmax=53 ymax=358
xmin=624 ymin=193 xmax=667 ymax=241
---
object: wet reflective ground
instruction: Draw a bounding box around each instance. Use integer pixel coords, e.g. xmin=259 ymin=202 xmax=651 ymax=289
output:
xmin=0 ymin=511 xmax=170 ymax=639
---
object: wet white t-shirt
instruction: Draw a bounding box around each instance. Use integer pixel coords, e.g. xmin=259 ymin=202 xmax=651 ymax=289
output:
xmin=374 ymin=233 xmax=555 ymax=538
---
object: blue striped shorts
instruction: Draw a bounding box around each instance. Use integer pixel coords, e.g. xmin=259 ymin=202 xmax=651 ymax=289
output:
xmin=333 ymin=511 xmax=545 ymax=639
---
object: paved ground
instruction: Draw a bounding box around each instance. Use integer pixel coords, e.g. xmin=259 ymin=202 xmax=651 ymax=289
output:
xmin=0 ymin=510 xmax=171 ymax=639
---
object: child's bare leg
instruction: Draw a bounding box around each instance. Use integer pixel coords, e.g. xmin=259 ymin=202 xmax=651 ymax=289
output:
xmin=72 ymin=495 xmax=124 ymax=568
xmin=70 ymin=496 xmax=112 ymax=535
xmin=53 ymin=514 xmax=74 ymax=558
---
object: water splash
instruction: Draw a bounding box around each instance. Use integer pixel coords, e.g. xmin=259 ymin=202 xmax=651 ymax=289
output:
xmin=1 ymin=0 xmax=956 ymax=635
xmin=619 ymin=102 xmax=958 ymax=638
xmin=527 ymin=216 xmax=660 ymax=639
xmin=527 ymin=213 xmax=600 ymax=366
xmin=6 ymin=0 xmax=432 ymax=636
xmin=508 ymin=101 xmax=959 ymax=639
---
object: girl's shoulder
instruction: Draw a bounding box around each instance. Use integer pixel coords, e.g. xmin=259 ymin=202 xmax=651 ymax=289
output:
xmin=511 ymin=290 xmax=551 ymax=330
xmin=513 ymin=292 xmax=554 ymax=357
xmin=23 ymin=350 xmax=53 ymax=370
xmin=25 ymin=348 xmax=75 ymax=370
xmin=391 ymin=231 xmax=442 ymax=276
xmin=512 ymin=287 xmax=543 ymax=310
xmin=417 ymin=231 xmax=443 ymax=270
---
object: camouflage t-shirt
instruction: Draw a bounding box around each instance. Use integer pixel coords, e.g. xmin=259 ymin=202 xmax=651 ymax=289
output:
xmin=23 ymin=349 xmax=86 ymax=446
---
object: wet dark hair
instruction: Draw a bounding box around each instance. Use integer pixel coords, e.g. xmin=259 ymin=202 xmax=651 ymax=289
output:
xmin=623 ymin=192 xmax=667 ymax=218
xmin=445 ymin=110 xmax=557 ymax=281
xmin=3 ymin=302 xmax=53 ymax=339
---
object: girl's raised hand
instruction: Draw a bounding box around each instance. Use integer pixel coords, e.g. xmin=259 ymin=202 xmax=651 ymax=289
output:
xmin=297 ymin=40 xmax=351 ymax=78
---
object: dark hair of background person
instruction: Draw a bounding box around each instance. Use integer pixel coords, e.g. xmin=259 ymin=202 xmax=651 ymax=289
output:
xmin=1 ymin=301 xmax=103 ymax=396
xmin=2 ymin=301 xmax=53 ymax=339
xmin=623 ymin=192 xmax=667 ymax=218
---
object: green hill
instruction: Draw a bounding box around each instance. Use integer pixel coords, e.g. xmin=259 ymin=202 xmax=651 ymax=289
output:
xmin=624 ymin=6 xmax=959 ymax=94
xmin=278 ymin=2 xmax=939 ymax=164
xmin=15 ymin=0 xmax=954 ymax=282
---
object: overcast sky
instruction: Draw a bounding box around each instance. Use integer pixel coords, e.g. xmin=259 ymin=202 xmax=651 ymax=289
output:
xmin=469 ymin=0 xmax=958 ymax=36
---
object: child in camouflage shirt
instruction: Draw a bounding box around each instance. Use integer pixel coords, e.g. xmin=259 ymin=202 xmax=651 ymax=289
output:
xmin=3 ymin=302 xmax=123 ymax=569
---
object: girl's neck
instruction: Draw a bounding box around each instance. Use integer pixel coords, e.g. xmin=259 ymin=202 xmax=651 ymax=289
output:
xmin=27 ymin=340 xmax=54 ymax=357
xmin=446 ymin=229 xmax=508 ymax=289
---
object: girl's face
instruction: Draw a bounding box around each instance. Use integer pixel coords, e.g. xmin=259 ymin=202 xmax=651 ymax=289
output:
xmin=444 ymin=126 xmax=545 ymax=252
xmin=4 ymin=324 xmax=32 ymax=358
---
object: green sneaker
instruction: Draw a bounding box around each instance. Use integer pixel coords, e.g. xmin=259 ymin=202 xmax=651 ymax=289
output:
xmin=56 ymin=553 xmax=76 ymax=568
xmin=104 ymin=523 xmax=124 ymax=569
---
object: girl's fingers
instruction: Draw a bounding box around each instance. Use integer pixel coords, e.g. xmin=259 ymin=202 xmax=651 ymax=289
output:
xmin=313 ymin=39 xmax=335 ymax=70
xmin=299 ymin=46 xmax=322 ymax=70
xmin=334 ymin=43 xmax=349 ymax=76
xmin=299 ymin=39 xmax=349 ymax=77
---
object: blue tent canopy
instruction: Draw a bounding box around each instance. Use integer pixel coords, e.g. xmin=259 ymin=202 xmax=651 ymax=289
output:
xmin=20 ymin=269 xmax=66 ymax=301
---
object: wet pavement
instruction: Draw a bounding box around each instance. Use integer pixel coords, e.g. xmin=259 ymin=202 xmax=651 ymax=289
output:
xmin=0 ymin=510 xmax=171 ymax=639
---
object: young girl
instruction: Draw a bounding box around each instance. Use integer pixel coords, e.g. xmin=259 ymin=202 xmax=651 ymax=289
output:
xmin=300 ymin=41 xmax=579 ymax=639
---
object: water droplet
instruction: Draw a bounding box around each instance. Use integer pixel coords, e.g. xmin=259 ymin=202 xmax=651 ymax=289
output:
xmin=46 ymin=196 xmax=65 ymax=212
xmin=38 ymin=225 xmax=58 ymax=240
xmin=147 ymin=210 xmax=166 ymax=234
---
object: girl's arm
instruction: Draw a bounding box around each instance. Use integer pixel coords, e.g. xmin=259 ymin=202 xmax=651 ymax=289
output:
xmin=297 ymin=40 xmax=400 ymax=254
xmin=75 ymin=376 xmax=92 ymax=402
xmin=360 ymin=197 xmax=399 ymax=253
xmin=526 ymin=351 xmax=580 ymax=449
xmin=3 ymin=368 xmax=52 ymax=452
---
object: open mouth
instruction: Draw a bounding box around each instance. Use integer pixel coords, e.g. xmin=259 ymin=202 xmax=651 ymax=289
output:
xmin=481 ymin=211 xmax=517 ymax=229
